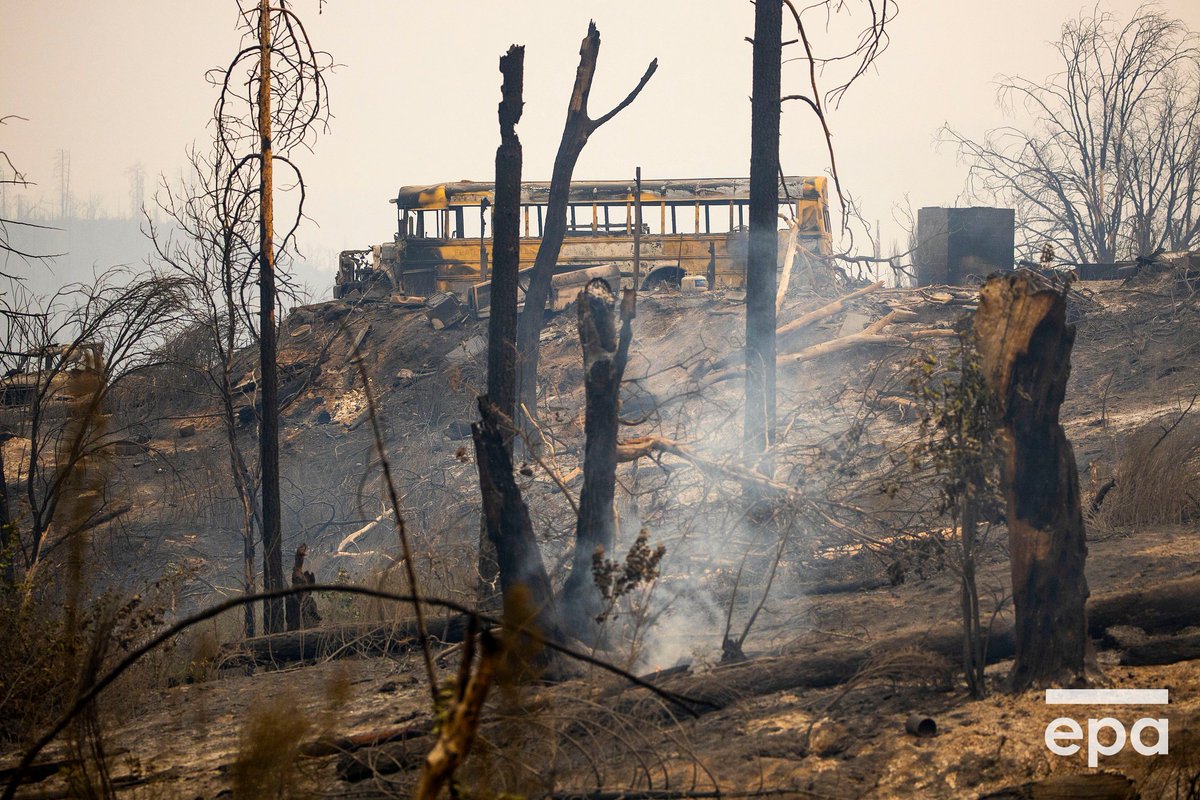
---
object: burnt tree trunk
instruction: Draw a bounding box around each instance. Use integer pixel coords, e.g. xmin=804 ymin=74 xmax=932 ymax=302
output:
xmin=286 ymin=544 xmax=320 ymax=631
xmin=974 ymin=271 xmax=1090 ymax=690
xmin=257 ymin=0 xmax=285 ymax=634
xmin=561 ymin=281 xmax=634 ymax=639
xmin=489 ymin=46 xmax=524 ymax=431
xmin=514 ymin=22 xmax=656 ymax=420
xmin=743 ymin=0 xmax=782 ymax=469
xmin=472 ymin=397 xmax=562 ymax=647
xmin=478 ymin=45 xmax=526 ymax=595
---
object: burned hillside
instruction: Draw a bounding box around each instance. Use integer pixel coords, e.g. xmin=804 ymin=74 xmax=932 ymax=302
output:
xmin=6 ymin=258 xmax=1200 ymax=797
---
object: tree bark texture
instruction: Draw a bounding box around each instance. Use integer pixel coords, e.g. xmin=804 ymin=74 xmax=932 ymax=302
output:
xmin=561 ymin=282 xmax=634 ymax=639
xmin=514 ymin=23 xmax=656 ymax=418
xmin=257 ymin=0 xmax=284 ymax=634
xmin=974 ymin=270 xmax=1089 ymax=690
xmin=744 ymin=0 xmax=782 ymax=466
xmin=472 ymin=396 xmax=562 ymax=645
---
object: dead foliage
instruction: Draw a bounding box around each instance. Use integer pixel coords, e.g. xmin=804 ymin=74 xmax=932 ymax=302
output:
xmin=1101 ymin=409 xmax=1200 ymax=528
xmin=229 ymin=691 xmax=317 ymax=799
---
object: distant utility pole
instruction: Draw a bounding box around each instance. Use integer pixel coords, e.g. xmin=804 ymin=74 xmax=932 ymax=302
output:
xmin=633 ymin=166 xmax=642 ymax=293
xmin=127 ymin=162 xmax=146 ymax=221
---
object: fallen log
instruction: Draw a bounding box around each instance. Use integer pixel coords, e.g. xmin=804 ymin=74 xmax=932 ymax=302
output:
xmin=335 ymin=512 xmax=386 ymax=556
xmin=696 ymin=280 xmax=885 ymax=379
xmin=779 ymin=331 xmax=908 ymax=365
xmin=979 ymin=772 xmax=1136 ymax=800
xmin=338 ymin=734 xmax=436 ymax=783
xmin=700 ymin=319 xmax=956 ymax=388
xmin=301 ymin=722 xmax=431 ymax=757
xmin=615 ymin=435 xmax=795 ymax=496
xmin=221 ymin=615 xmax=470 ymax=668
xmin=777 ymin=280 xmax=885 ymax=337
xmin=641 ymin=626 xmax=1015 ymax=715
xmin=1119 ymin=632 xmax=1200 ymax=667
xmin=701 ymin=332 xmax=906 ymax=387
xmin=1088 ymin=574 xmax=1200 ymax=636
xmin=0 ymin=749 xmax=129 ymax=787
xmin=775 ymin=216 xmax=803 ymax=315
xmin=622 ymin=575 xmax=1200 ymax=716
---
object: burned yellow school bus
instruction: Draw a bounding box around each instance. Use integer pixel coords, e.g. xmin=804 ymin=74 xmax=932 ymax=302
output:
xmin=339 ymin=176 xmax=832 ymax=300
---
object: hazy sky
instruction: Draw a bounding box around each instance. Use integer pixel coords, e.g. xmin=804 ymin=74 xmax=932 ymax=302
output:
xmin=4 ymin=1 xmax=1200 ymax=284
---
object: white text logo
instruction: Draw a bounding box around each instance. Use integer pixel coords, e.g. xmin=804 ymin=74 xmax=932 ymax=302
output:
xmin=1044 ymin=689 xmax=1169 ymax=768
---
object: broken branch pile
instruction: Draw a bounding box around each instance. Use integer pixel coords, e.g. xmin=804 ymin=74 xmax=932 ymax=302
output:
xmin=695 ymin=281 xmax=970 ymax=388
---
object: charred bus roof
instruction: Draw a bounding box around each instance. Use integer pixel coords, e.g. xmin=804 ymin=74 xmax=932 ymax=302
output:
xmin=391 ymin=176 xmax=826 ymax=210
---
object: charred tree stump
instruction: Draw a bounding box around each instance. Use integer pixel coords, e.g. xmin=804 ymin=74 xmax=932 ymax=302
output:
xmin=285 ymin=543 xmax=320 ymax=631
xmin=974 ymin=271 xmax=1090 ymax=690
xmin=478 ymin=44 xmax=526 ymax=596
xmin=561 ymin=281 xmax=634 ymax=639
xmin=743 ymin=0 xmax=782 ymax=469
xmin=472 ymin=397 xmax=563 ymax=650
xmin=514 ymin=22 xmax=656 ymax=418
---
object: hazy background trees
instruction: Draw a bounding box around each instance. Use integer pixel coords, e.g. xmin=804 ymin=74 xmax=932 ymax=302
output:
xmin=944 ymin=7 xmax=1200 ymax=264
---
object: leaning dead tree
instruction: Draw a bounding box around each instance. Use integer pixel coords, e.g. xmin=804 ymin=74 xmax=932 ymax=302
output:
xmin=561 ymin=280 xmax=634 ymax=639
xmin=974 ymin=271 xmax=1089 ymax=690
xmin=514 ymin=22 xmax=656 ymax=420
xmin=212 ymin=0 xmax=330 ymax=633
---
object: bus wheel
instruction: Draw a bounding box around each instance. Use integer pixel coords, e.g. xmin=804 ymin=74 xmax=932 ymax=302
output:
xmin=642 ymin=267 xmax=685 ymax=291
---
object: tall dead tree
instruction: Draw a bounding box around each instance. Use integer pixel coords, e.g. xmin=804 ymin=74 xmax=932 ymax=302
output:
xmin=214 ymin=0 xmax=330 ymax=633
xmin=474 ymin=45 xmax=562 ymax=648
xmin=561 ymin=281 xmax=634 ymax=639
xmin=255 ymin=0 xmax=285 ymax=634
xmin=514 ymin=23 xmax=656 ymax=419
xmin=478 ymin=45 xmax=526 ymax=593
xmin=744 ymin=0 xmax=783 ymax=467
xmin=974 ymin=271 xmax=1090 ymax=690
xmin=489 ymin=46 xmax=525 ymax=437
